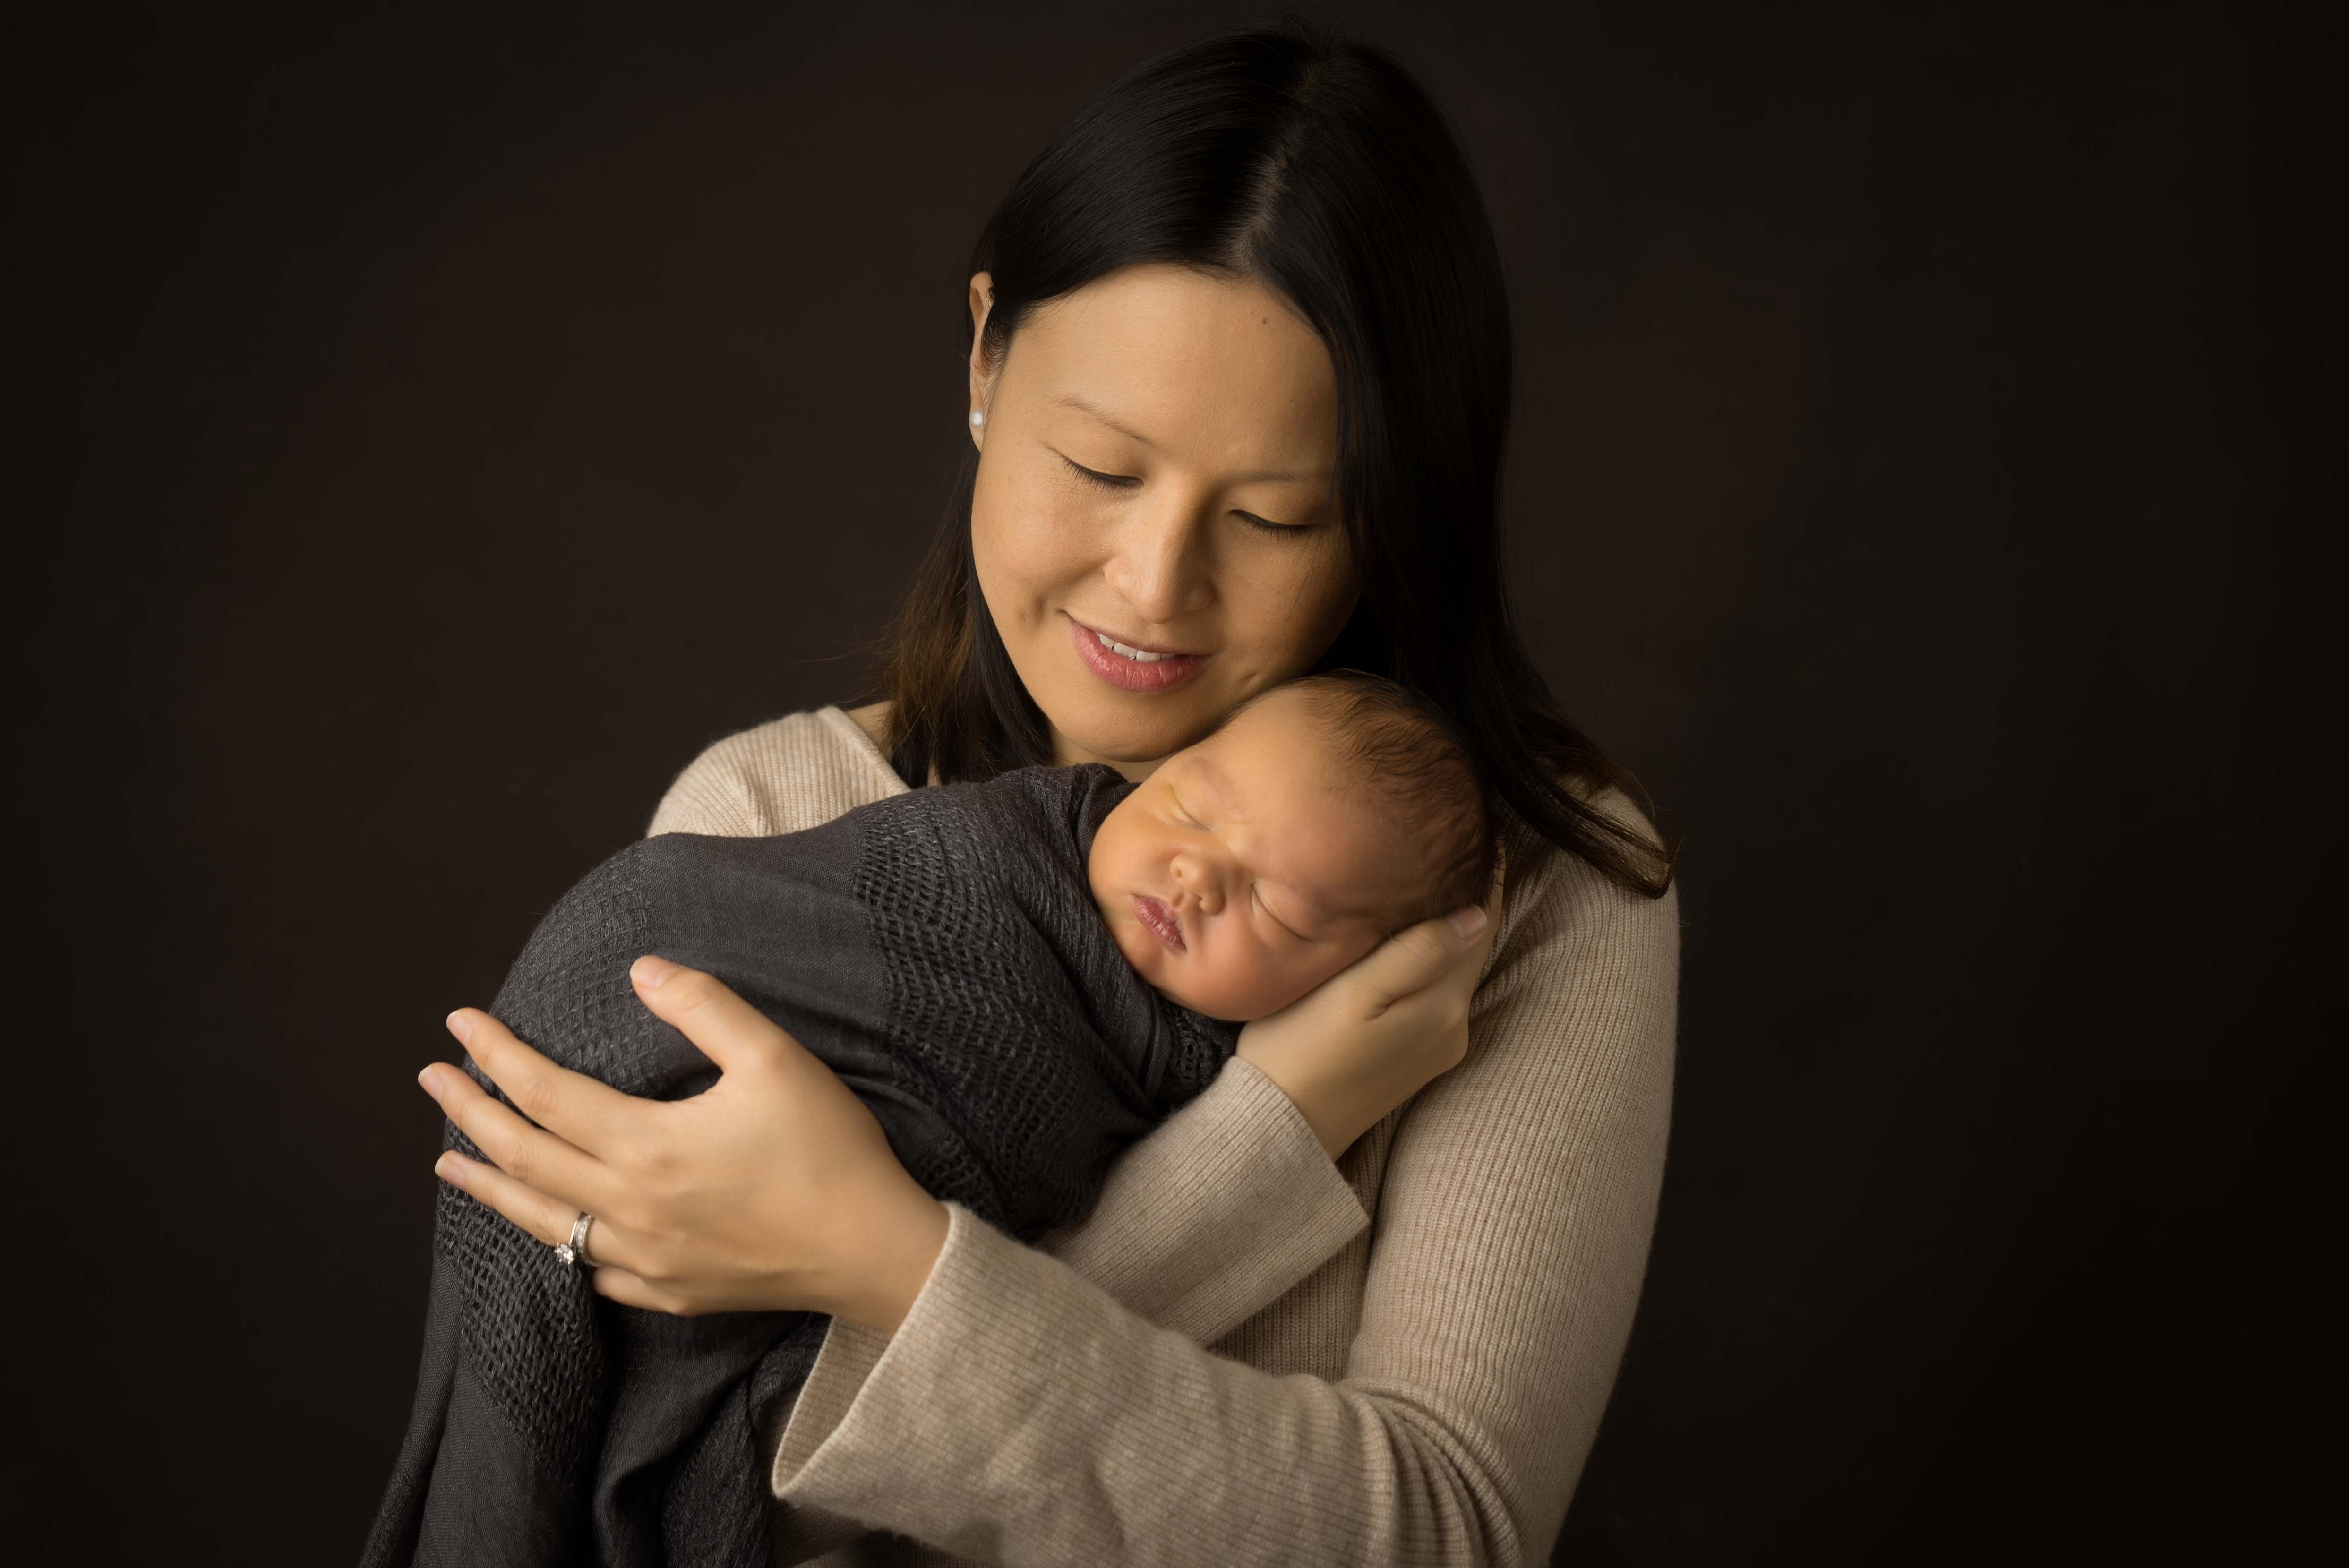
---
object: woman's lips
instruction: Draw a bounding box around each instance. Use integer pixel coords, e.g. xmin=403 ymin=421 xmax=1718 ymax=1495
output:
xmin=1066 ymin=615 xmax=1207 ymax=693
xmin=1132 ymin=893 xmax=1185 ymax=953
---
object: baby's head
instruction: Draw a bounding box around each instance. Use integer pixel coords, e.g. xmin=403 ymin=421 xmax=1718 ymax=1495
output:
xmin=1088 ymin=672 xmax=1496 ymax=1022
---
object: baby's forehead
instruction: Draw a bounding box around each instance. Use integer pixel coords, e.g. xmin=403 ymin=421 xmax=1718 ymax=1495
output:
xmin=1189 ymin=733 xmax=1431 ymax=917
xmin=1187 ymin=708 xmax=1353 ymax=809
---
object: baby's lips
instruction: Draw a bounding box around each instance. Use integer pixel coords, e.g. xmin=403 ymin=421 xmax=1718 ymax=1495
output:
xmin=1132 ymin=892 xmax=1187 ymax=952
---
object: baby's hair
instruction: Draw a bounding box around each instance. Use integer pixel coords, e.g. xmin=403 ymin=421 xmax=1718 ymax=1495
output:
xmin=1228 ymin=670 xmax=1498 ymax=929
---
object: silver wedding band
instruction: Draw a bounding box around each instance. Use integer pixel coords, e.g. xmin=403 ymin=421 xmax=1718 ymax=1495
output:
xmin=554 ymin=1210 xmax=597 ymax=1270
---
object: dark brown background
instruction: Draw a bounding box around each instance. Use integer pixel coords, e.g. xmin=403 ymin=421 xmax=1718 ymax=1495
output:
xmin=3 ymin=1 xmax=2332 ymax=1562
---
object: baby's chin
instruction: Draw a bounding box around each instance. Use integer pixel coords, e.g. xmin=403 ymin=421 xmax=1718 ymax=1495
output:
xmin=1163 ymin=940 xmax=1383 ymax=1023
xmin=1147 ymin=968 xmax=1309 ymax=1025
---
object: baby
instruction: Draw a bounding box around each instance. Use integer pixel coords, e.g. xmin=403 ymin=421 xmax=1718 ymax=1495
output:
xmin=1090 ymin=672 xmax=1495 ymax=1023
xmin=367 ymin=671 xmax=1494 ymax=1568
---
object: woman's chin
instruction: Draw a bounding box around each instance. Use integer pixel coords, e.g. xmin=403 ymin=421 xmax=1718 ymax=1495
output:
xmin=1048 ymin=701 xmax=1223 ymax=773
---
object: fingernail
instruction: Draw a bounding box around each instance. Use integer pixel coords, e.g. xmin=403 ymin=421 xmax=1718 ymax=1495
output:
xmin=434 ymin=1152 xmax=463 ymax=1184
xmin=417 ymin=1066 xmax=443 ymax=1101
xmin=1447 ymin=905 xmax=1488 ymax=941
xmin=632 ymin=954 xmax=677 ymax=989
xmin=445 ymin=1010 xmax=473 ymax=1045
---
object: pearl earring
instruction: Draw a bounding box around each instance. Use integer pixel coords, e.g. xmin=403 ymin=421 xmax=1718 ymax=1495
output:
xmin=969 ymin=409 xmax=986 ymax=428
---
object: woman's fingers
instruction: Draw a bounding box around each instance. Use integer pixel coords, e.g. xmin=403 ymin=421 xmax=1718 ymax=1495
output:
xmin=629 ymin=956 xmax=808 ymax=1075
xmin=1466 ymin=855 xmax=1507 ymax=972
xmin=1345 ymin=905 xmax=1492 ymax=1012
xmin=420 ymin=1058 xmax=619 ymax=1214
xmin=589 ymin=1265 xmax=699 ymax=1317
xmin=436 ymin=1148 xmax=582 ymax=1248
xmin=1346 ymin=848 xmax=1509 ymax=1012
xmin=435 ymin=1151 xmax=650 ymax=1279
xmin=447 ymin=1008 xmax=643 ymax=1154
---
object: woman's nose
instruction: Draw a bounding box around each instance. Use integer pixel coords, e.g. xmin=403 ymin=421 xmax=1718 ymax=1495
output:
xmin=1102 ymin=500 xmax=1214 ymax=625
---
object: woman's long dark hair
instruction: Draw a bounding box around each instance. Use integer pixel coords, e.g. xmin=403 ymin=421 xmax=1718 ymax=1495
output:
xmin=883 ymin=16 xmax=1673 ymax=898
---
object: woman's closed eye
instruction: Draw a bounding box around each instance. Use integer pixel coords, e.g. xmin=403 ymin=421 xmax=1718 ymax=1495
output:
xmin=1063 ymin=454 xmax=1316 ymax=535
xmin=1233 ymin=509 xmax=1313 ymax=537
xmin=1062 ymin=455 xmax=1140 ymax=490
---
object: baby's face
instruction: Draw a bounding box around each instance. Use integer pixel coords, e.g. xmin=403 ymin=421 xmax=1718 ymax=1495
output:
xmin=1087 ymin=690 xmax=1425 ymax=1021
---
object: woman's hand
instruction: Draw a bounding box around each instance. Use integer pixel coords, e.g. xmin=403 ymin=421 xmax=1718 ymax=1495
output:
xmin=1237 ymin=860 xmax=1506 ymax=1160
xmin=416 ymin=955 xmax=949 ymax=1329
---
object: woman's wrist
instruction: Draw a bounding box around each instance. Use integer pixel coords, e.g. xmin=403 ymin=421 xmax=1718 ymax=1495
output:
xmin=1232 ymin=1047 xmax=1363 ymax=1159
xmin=1234 ymin=900 xmax=1495 ymax=1161
xmin=829 ymin=1190 xmax=952 ymax=1334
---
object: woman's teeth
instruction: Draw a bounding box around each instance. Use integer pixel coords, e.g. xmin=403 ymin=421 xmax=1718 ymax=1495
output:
xmin=1094 ymin=630 xmax=1169 ymax=663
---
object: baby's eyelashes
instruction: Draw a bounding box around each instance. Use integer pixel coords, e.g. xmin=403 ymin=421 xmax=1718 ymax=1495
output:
xmin=1251 ymin=884 xmax=1309 ymax=942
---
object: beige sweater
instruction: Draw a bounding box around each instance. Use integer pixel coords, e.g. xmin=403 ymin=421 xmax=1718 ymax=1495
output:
xmin=646 ymin=705 xmax=1680 ymax=1567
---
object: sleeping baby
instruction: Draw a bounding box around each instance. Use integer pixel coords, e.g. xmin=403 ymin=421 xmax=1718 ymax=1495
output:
xmin=366 ymin=670 xmax=1495 ymax=1568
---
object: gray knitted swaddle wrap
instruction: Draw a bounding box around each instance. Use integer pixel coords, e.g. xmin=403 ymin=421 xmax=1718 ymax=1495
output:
xmin=362 ymin=763 xmax=1238 ymax=1568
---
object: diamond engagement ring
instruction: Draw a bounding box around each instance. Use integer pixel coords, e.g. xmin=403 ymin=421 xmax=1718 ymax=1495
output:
xmin=555 ymin=1211 xmax=596 ymax=1270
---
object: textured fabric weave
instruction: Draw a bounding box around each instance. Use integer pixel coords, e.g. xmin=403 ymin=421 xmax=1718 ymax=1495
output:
xmin=363 ymin=761 xmax=1237 ymax=1567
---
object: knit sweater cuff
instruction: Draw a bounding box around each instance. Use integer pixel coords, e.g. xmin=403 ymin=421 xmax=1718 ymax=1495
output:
xmin=764 ymin=1212 xmax=1003 ymax=1533
xmin=772 ymin=1205 xmax=1166 ymax=1556
xmin=765 ymin=1314 xmax=893 ymax=1559
xmin=1035 ymin=1054 xmax=1370 ymax=1343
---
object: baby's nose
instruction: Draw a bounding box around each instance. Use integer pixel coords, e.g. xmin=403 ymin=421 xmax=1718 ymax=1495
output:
xmin=1191 ymin=869 xmax=1226 ymax=915
xmin=1173 ymin=854 xmax=1225 ymax=914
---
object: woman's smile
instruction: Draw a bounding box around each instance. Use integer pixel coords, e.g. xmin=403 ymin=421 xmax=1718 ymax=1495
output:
xmin=1066 ymin=613 xmax=1209 ymax=693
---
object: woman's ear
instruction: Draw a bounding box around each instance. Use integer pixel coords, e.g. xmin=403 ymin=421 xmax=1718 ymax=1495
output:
xmin=967 ymin=271 xmax=996 ymax=448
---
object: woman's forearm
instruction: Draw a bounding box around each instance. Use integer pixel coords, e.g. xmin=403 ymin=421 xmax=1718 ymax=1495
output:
xmin=1035 ymin=1055 xmax=1370 ymax=1343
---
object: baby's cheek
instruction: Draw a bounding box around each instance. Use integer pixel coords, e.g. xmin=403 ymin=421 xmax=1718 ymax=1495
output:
xmin=1221 ymin=946 xmax=1315 ymax=1021
xmin=1111 ymin=916 xmax=1163 ymax=985
xmin=1176 ymin=943 xmax=1262 ymax=1022
xmin=1277 ymin=947 xmax=1333 ymax=999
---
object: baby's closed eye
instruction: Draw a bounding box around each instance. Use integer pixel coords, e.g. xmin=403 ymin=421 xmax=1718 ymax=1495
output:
xmin=1250 ymin=883 xmax=1311 ymax=941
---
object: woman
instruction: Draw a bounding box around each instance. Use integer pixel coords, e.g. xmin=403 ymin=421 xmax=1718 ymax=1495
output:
xmin=414 ymin=20 xmax=1678 ymax=1565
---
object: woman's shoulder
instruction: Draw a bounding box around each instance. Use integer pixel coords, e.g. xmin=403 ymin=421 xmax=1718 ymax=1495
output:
xmin=647 ymin=703 xmax=908 ymax=839
xmin=1475 ymin=783 xmax=1680 ymax=1019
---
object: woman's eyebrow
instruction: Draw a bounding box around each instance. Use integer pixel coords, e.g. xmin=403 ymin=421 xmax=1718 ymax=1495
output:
xmin=1054 ymin=392 xmax=1158 ymax=451
xmin=1052 ymin=392 xmax=1332 ymax=485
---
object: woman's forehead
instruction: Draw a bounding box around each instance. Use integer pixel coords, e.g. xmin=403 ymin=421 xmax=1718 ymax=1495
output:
xmin=1048 ymin=389 xmax=1332 ymax=487
xmin=1008 ymin=266 xmax=1338 ymax=460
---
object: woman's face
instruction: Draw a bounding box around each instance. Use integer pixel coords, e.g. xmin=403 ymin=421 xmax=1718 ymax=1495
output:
xmin=967 ymin=262 xmax=1357 ymax=777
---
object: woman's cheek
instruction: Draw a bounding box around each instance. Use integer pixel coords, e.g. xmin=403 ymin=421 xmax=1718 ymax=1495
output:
xmin=1020 ymin=471 xmax=1104 ymax=572
xmin=1224 ymin=533 xmax=1357 ymax=672
xmin=977 ymin=461 xmax=1083 ymax=608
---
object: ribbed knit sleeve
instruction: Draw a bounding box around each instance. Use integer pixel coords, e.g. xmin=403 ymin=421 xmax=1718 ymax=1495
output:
xmin=1034 ymin=1054 xmax=1371 ymax=1344
xmin=768 ymin=816 xmax=1680 ymax=1565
